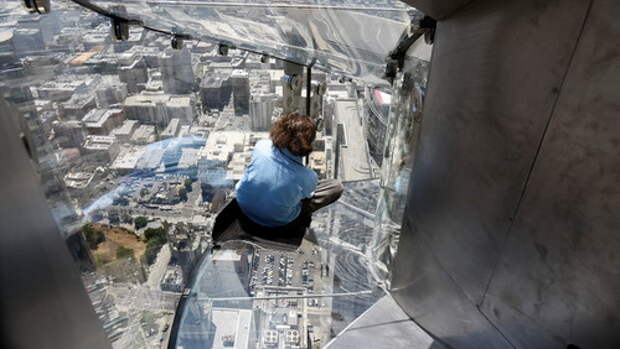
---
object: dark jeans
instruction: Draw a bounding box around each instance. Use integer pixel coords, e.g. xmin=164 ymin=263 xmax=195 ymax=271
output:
xmin=239 ymin=179 xmax=344 ymax=238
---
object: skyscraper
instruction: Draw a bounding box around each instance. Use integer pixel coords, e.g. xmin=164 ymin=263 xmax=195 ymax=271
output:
xmin=119 ymin=56 xmax=148 ymax=94
xmin=231 ymin=70 xmax=250 ymax=116
xmin=249 ymin=93 xmax=277 ymax=131
xmin=160 ymin=48 xmax=194 ymax=95
xmin=200 ymin=71 xmax=232 ymax=112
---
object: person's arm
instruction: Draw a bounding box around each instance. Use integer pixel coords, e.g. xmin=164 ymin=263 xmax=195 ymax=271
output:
xmin=301 ymin=170 xmax=319 ymax=199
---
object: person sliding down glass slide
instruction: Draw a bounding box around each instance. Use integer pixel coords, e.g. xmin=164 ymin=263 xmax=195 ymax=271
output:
xmin=235 ymin=112 xmax=343 ymax=236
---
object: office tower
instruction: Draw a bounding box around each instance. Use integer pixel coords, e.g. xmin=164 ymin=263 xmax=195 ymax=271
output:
xmin=231 ymin=70 xmax=250 ymax=116
xmin=124 ymin=93 xmax=194 ymax=127
xmin=249 ymin=93 xmax=277 ymax=131
xmin=53 ymin=120 xmax=86 ymax=148
xmin=160 ymin=48 xmax=194 ymax=95
xmin=199 ymin=71 xmax=232 ymax=112
xmin=119 ymin=56 xmax=148 ymax=94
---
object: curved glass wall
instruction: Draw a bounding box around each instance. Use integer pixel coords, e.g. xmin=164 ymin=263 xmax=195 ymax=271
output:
xmin=0 ymin=0 xmax=429 ymax=348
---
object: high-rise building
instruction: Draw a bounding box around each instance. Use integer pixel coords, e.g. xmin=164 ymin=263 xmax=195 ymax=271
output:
xmin=249 ymin=93 xmax=276 ymax=131
xmin=160 ymin=48 xmax=194 ymax=95
xmin=123 ymin=92 xmax=195 ymax=127
xmin=199 ymin=71 xmax=232 ymax=112
xmin=323 ymin=98 xmax=335 ymax=136
xmin=52 ymin=120 xmax=86 ymax=148
xmin=37 ymin=75 xmax=98 ymax=102
xmin=119 ymin=45 xmax=161 ymax=68
xmin=118 ymin=56 xmax=148 ymax=94
xmin=81 ymin=108 xmax=125 ymax=135
xmin=81 ymin=135 xmax=120 ymax=163
xmin=59 ymin=91 xmax=97 ymax=120
xmin=160 ymin=118 xmax=180 ymax=139
xmin=231 ymin=70 xmax=250 ymax=116
xmin=95 ymin=78 xmax=128 ymax=108
xmin=111 ymin=119 xmax=139 ymax=143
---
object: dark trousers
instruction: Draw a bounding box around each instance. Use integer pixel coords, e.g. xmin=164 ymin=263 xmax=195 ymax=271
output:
xmin=239 ymin=179 xmax=344 ymax=238
xmin=300 ymin=179 xmax=344 ymax=217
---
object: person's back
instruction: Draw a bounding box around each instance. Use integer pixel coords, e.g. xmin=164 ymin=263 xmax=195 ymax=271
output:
xmin=235 ymin=139 xmax=317 ymax=227
xmin=235 ymin=112 xmax=343 ymax=231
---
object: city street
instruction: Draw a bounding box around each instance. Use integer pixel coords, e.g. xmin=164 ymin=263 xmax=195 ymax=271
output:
xmin=147 ymin=243 xmax=171 ymax=290
xmin=335 ymin=100 xmax=373 ymax=181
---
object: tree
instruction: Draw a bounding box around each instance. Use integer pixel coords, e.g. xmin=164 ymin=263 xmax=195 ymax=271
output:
xmin=134 ymin=216 xmax=148 ymax=229
xmin=184 ymin=178 xmax=193 ymax=192
xmin=82 ymin=224 xmax=105 ymax=250
xmin=116 ymin=246 xmax=134 ymax=259
xmin=162 ymin=220 xmax=172 ymax=231
xmin=179 ymin=187 xmax=188 ymax=202
xmin=144 ymin=227 xmax=166 ymax=242
xmin=122 ymin=213 xmax=133 ymax=224
xmin=144 ymin=238 xmax=165 ymax=265
xmin=108 ymin=211 xmax=120 ymax=224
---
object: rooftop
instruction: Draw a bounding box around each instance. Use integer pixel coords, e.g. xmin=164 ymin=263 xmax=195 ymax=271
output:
xmin=82 ymin=108 xmax=122 ymax=128
xmin=201 ymin=71 xmax=231 ymax=88
xmin=231 ymin=69 xmax=249 ymax=78
xmin=131 ymin=125 xmax=155 ymax=143
xmin=111 ymin=146 xmax=145 ymax=171
xmin=161 ymin=118 xmax=180 ymax=138
xmin=83 ymin=135 xmax=116 ymax=149
xmin=112 ymin=119 xmax=138 ymax=137
xmin=210 ymin=308 xmax=252 ymax=349
xmin=178 ymin=148 xmax=200 ymax=168
xmin=124 ymin=93 xmax=192 ymax=108
xmin=82 ymin=33 xmax=108 ymax=43
xmin=69 ymin=47 xmax=104 ymax=65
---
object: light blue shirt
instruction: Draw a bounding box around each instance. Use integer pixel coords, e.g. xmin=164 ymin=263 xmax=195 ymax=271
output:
xmin=235 ymin=139 xmax=318 ymax=227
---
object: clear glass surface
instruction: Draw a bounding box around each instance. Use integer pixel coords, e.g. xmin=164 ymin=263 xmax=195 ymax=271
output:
xmin=0 ymin=0 xmax=429 ymax=348
xmin=81 ymin=0 xmax=413 ymax=86
xmin=174 ymin=183 xmax=387 ymax=348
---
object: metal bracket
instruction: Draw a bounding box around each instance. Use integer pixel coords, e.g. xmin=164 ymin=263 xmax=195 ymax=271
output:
xmin=171 ymin=33 xmax=191 ymax=50
xmin=218 ymin=43 xmax=230 ymax=56
xmin=171 ymin=35 xmax=183 ymax=49
xmin=305 ymin=62 xmax=313 ymax=117
xmin=385 ymin=15 xmax=436 ymax=85
xmin=111 ymin=17 xmax=130 ymax=41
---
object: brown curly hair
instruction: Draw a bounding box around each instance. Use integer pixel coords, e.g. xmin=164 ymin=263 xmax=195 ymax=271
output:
xmin=270 ymin=112 xmax=317 ymax=157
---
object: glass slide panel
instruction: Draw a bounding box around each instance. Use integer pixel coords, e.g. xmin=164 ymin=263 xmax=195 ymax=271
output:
xmin=0 ymin=0 xmax=429 ymax=348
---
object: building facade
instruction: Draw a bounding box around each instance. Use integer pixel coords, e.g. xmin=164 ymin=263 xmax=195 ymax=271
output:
xmin=160 ymin=48 xmax=194 ymax=95
xmin=249 ymin=93 xmax=276 ymax=131
xmin=231 ymin=70 xmax=250 ymax=116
